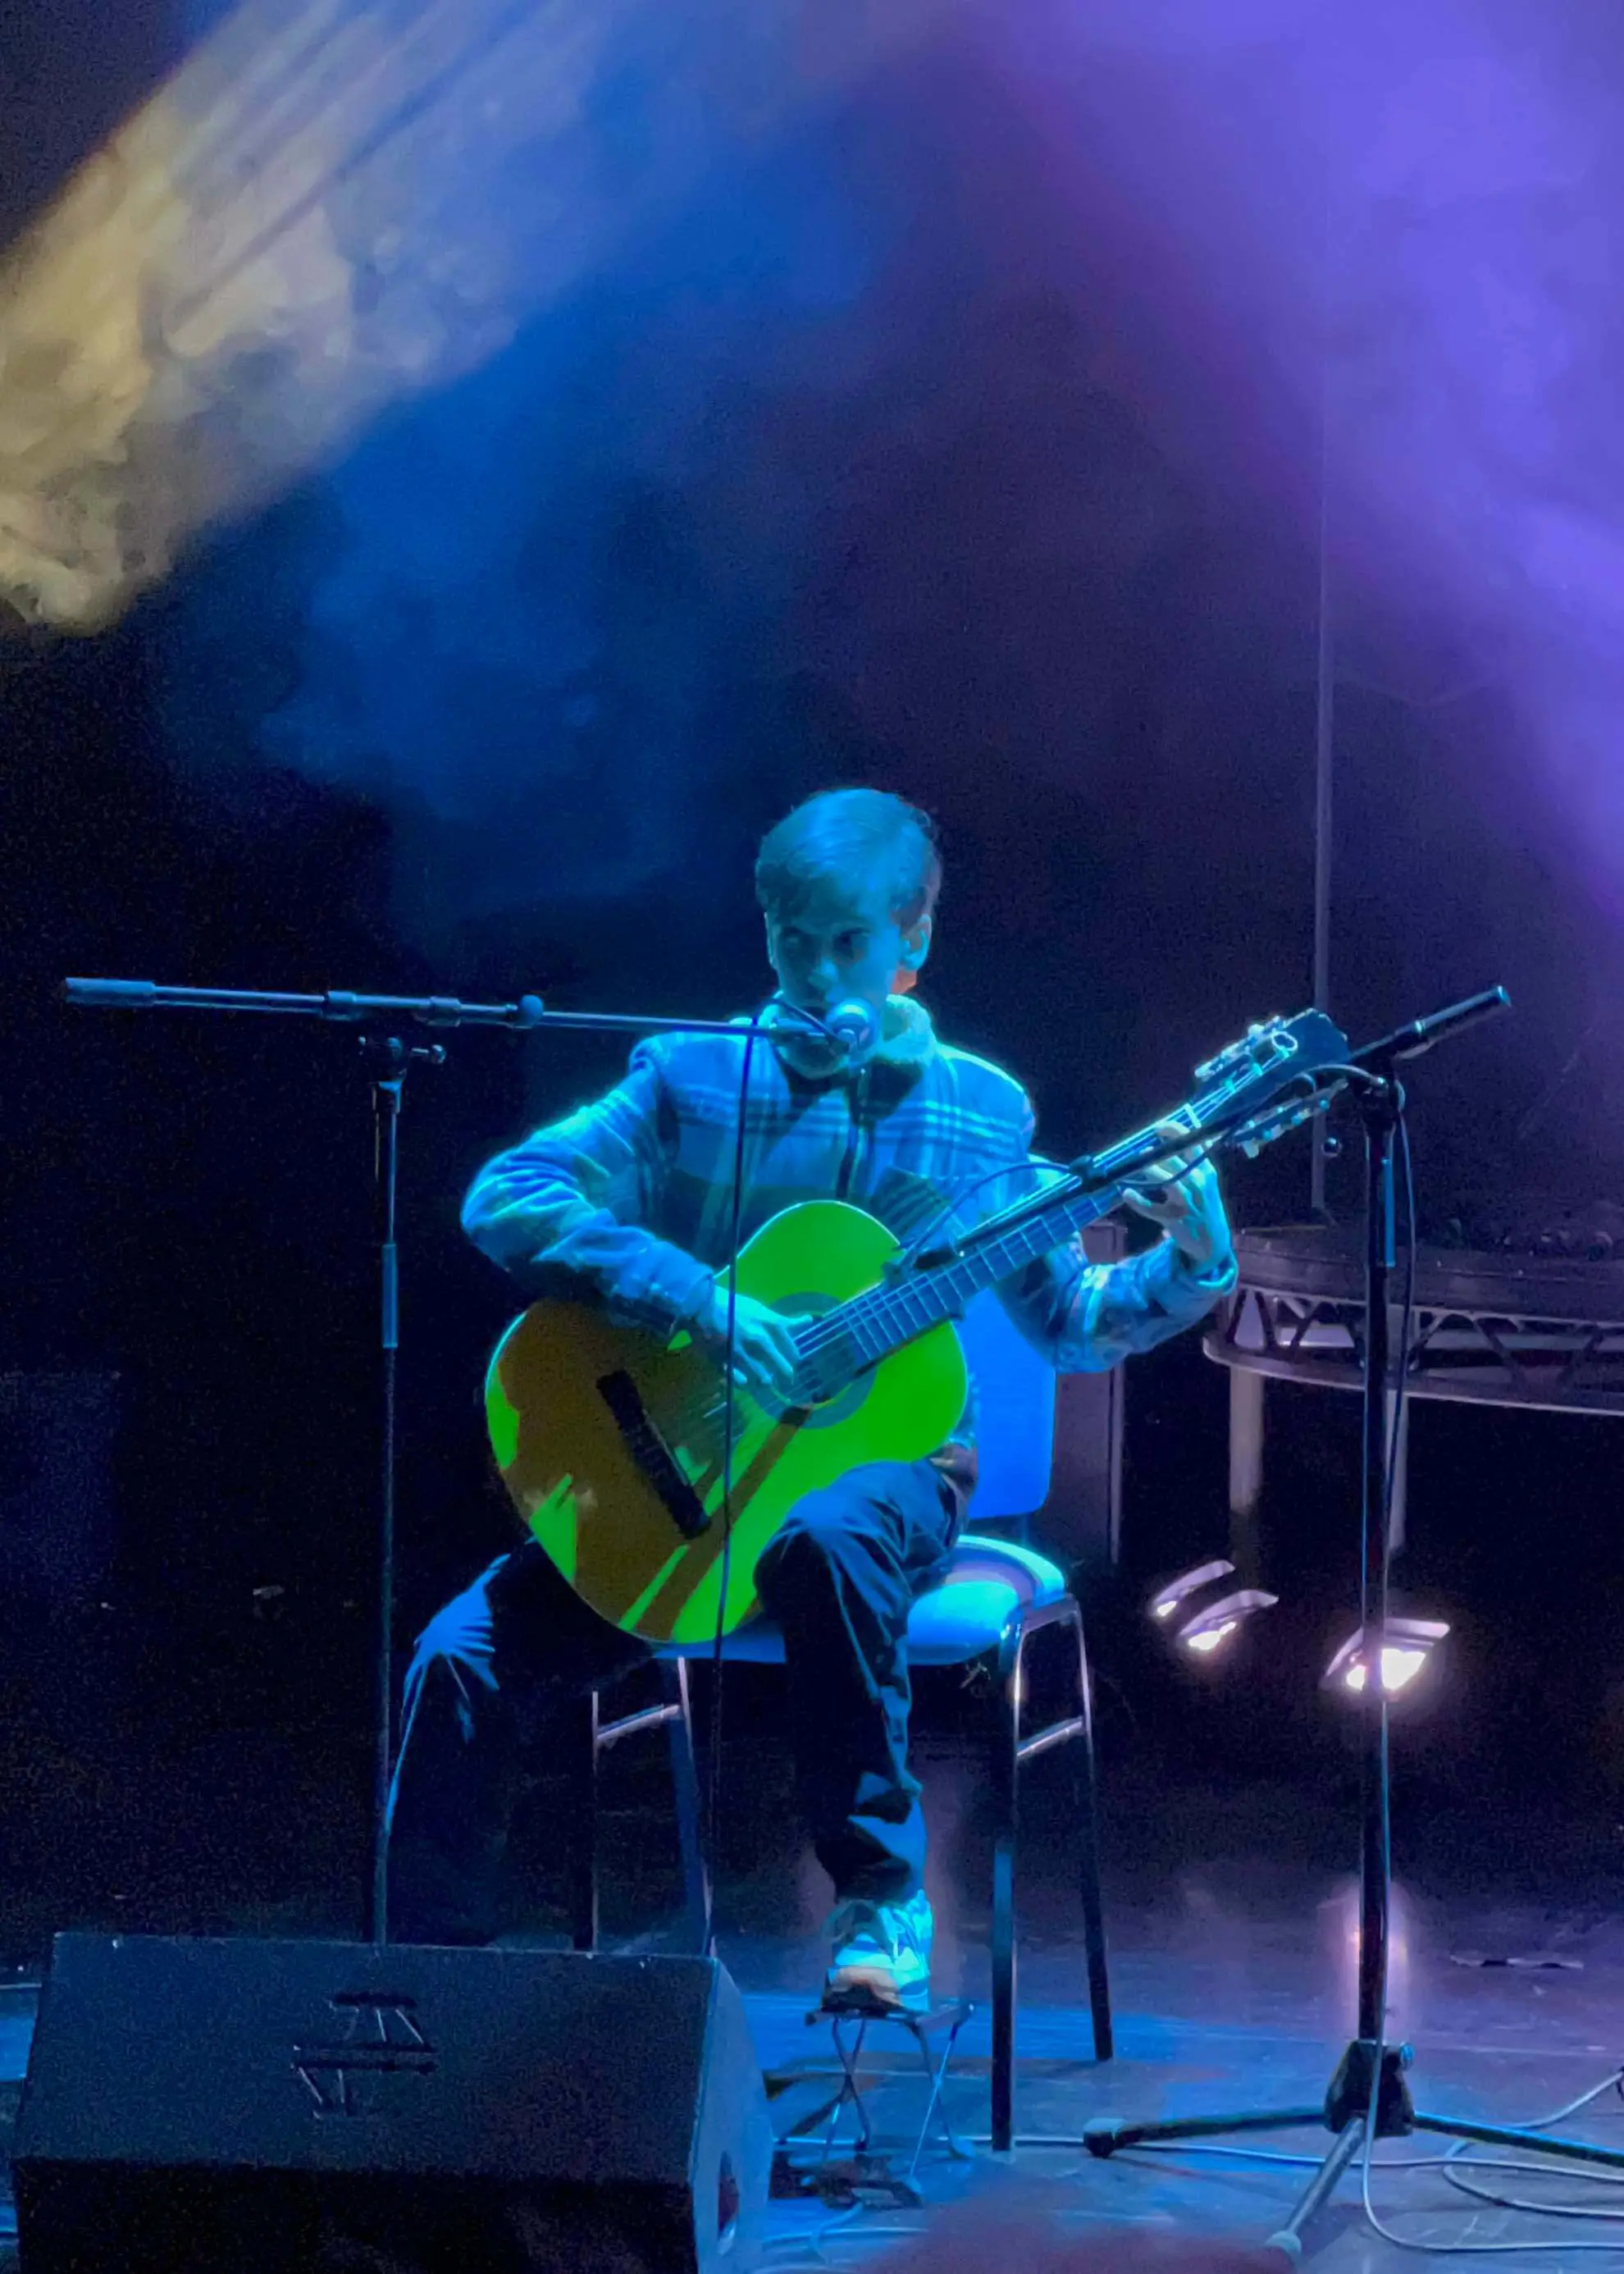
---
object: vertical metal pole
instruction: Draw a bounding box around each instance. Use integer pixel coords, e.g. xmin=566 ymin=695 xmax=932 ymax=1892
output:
xmin=1228 ymin=1367 xmax=1266 ymax=1582
xmin=1311 ymin=389 xmax=1335 ymax=1218
xmin=369 ymin=1054 xmax=405 ymax=1950
xmin=1383 ymin=1382 xmax=1410 ymax=1557
xmin=1356 ymin=1086 xmax=1398 ymax=2043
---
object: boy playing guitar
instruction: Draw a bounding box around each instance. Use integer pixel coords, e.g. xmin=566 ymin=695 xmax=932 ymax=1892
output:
xmin=386 ymin=788 xmax=1234 ymax=2009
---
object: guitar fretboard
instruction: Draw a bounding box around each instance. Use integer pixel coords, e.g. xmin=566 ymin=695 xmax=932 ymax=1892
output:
xmin=791 ymin=1091 xmax=1191 ymax=1386
xmin=804 ymin=1177 xmax=1115 ymax=1376
xmin=787 ymin=1011 xmax=1335 ymax=1395
xmin=782 ymin=1018 xmax=1328 ymax=1400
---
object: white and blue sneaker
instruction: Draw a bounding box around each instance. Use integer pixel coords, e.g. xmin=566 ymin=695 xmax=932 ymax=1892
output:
xmin=823 ymin=1890 xmax=933 ymax=2013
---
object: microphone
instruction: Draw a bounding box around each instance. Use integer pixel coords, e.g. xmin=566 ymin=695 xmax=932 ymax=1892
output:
xmin=1352 ymin=986 xmax=1512 ymax=1072
xmin=768 ymin=995 xmax=881 ymax=1057
xmin=823 ymin=998 xmax=881 ymax=1056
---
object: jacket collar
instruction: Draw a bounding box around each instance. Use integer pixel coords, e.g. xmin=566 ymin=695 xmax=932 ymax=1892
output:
xmin=871 ymin=993 xmax=937 ymax=1069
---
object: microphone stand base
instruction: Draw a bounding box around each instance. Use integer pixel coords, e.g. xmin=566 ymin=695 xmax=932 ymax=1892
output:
xmin=1083 ymin=2037 xmax=1624 ymax=2259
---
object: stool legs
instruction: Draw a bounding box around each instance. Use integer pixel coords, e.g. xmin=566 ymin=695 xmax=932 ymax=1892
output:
xmin=990 ymin=1597 xmax=1115 ymax=2151
xmin=991 ymin=1623 xmax=1021 ymax=2152
xmin=574 ymin=1666 xmax=707 ymax=1952
xmin=1067 ymin=1599 xmax=1114 ymax=2063
xmin=663 ymin=1659 xmax=711 ymax=1949
xmin=569 ymin=1598 xmax=1114 ymax=2159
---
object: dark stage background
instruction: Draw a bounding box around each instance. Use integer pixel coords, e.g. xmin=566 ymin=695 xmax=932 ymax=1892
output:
xmin=3 ymin=0 xmax=1624 ymax=1961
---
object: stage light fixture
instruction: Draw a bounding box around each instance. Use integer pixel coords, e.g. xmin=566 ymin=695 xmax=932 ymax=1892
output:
xmin=1148 ymin=1561 xmax=1278 ymax=1660
xmin=1322 ymin=1617 xmax=1448 ymax=1697
xmin=1148 ymin=1559 xmax=1235 ymax=1623
xmin=1175 ymin=1589 xmax=1280 ymax=1658
xmin=1185 ymin=1621 xmax=1234 ymax=1655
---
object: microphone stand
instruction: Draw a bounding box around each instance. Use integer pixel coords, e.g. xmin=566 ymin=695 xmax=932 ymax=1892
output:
xmin=64 ymin=978 xmax=764 ymax=1951
xmin=1083 ymin=987 xmax=1624 ymax=2257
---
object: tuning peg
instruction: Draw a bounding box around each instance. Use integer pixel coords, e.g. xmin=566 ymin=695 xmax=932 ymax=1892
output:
xmin=1196 ymin=1018 xmax=1292 ymax=1084
xmin=1234 ymin=1086 xmax=1339 ymax=1158
xmin=1196 ymin=1039 xmax=1245 ymax=1081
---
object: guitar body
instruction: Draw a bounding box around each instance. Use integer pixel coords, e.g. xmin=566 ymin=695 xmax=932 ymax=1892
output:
xmin=485 ymin=1199 xmax=969 ymax=1644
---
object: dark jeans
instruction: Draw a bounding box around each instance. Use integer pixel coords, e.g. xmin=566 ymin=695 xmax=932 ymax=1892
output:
xmin=385 ymin=1459 xmax=965 ymax=1943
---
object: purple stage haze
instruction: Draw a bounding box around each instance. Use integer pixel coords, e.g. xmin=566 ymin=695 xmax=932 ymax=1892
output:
xmin=979 ymin=0 xmax=1624 ymax=931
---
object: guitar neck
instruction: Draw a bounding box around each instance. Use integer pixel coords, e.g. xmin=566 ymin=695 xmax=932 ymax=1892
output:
xmin=816 ymin=1152 xmax=1140 ymax=1372
xmin=793 ymin=1008 xmax=1347 ymax=1386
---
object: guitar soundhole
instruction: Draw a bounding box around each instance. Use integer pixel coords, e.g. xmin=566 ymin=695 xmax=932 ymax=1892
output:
xmin=595 ymin=1369 xmax=712 ymax=1541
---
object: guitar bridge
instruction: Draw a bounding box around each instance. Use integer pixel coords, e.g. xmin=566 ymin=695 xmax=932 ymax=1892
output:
xmin=595 ymin=1369 xmax=712 ymax=1541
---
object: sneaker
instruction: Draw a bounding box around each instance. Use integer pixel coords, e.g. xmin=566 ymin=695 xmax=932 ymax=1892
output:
xmin=823 ymin=1889 xmax=933 ymax=2013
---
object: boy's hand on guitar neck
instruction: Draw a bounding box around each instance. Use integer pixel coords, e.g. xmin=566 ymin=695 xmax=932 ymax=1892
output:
xmin=694 ymin=1285 xmax=810 ymax=1400
xmin=1121 ymin=1119 xmax=1235 ymax=1277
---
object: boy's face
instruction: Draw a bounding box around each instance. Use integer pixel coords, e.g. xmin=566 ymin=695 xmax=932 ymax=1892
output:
xmin=765 ymin=865 xmax=931 ymax=1034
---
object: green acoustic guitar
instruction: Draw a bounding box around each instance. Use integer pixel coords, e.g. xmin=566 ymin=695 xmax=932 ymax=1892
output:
xmin=484 ymin=1011 xmax=1348 ymax=1644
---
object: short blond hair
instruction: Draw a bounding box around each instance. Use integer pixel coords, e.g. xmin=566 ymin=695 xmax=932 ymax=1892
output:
xmin=755 ymin=788 xmax=942 ymax=928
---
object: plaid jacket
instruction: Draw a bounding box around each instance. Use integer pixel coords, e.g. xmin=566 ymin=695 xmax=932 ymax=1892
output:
xmin=463 ymin=997 xmax=1234 ymax=1450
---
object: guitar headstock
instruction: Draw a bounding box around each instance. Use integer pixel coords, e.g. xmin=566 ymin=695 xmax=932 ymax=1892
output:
xmin=1187 ymin=1009 xmax=1350 ymax=1157
xmin=1193 ymin=1009 xmax=1346 ymax=1089
xmin=1086 ymin=1010 xmax=1351 ymax=1189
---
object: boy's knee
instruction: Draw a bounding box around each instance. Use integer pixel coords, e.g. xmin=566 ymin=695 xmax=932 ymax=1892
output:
xmin=758 ymin=1488 xmax=881 ymax=1608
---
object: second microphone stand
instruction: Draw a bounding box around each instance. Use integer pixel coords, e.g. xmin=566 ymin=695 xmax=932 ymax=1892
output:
xmin=1082 ymin=993 xmax=1624 ymax=2256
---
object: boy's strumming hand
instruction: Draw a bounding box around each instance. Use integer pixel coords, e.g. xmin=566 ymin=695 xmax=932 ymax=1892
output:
xmin=695 ymin=1287 xmax=808 ymax=1400
xmin=1121 ymin=1119 xmax=1235 ymax=1277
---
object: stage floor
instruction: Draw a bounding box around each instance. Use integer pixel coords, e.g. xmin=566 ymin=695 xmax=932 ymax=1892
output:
xmin=743 ymin=1918 xmax=1624 ymax=2272
xmin=6 ymin=1748 xmax=1624 ymax=2272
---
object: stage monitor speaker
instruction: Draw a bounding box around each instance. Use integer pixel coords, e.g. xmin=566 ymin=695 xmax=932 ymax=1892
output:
xmin=14 ymin=1934 xmax=772 ymax=2273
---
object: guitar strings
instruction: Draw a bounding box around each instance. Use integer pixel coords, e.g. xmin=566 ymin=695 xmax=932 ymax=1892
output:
xmin=641 ymin=1116 xmax=1250 ymax=1529
xmin=654 ymin=1153 xmax=1193 ymax=1459
xmin=656 ymin=1109 xmax=1241 ymax=1463
xmin=784 ymin=1104 xmax=1226 ymax=1363
xmin=563 ymin=1048 xmax=1306 ymax=1534
xmin=785 ymin=1116 xmax=1233 ymax=1367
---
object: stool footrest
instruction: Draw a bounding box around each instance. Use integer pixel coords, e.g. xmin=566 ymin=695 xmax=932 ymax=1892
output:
xmin=1016 ymin=1713 xmax=1087 ymax=1763
xmin=595 ymin=1701 xmax=682 ymax=1749
xmin=808 ymin=1995 xmax=973 ymax=2039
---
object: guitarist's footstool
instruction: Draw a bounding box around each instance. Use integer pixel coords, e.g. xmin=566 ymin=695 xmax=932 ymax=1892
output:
xmin=774 ymin=1992 xmax=976 ymax=2208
